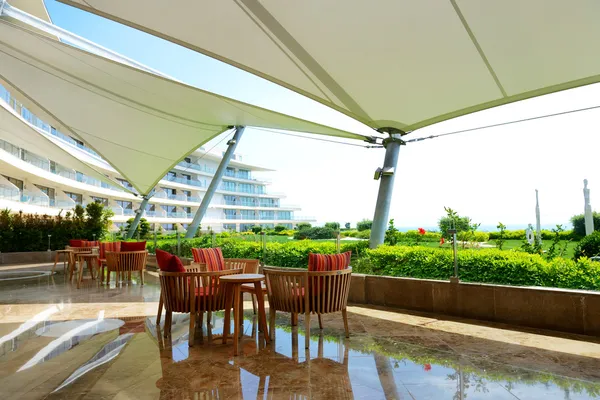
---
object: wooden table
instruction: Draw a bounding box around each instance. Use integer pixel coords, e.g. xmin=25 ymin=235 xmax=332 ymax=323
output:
xmin=75 ymin=253 xmax=100 ymax=289
xmin=222 ymin=274 xmax=270 ymax=355
xmin=52 ymin=249 xmax=72 ymax=274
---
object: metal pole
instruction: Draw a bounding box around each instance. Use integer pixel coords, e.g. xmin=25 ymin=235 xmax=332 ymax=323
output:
xmin=176 ymin=231 xmax=181 ymax=257
xmin=369 ymin=133 xmax=404 ymax=248
xmin=185 ymin=127 xmax=245 ymax=238
xmin=261 ymin=231 xmax=267 ymax=265
xmin=453 ymin=231 xmax=458 ymax=278
xmin=126 ymin=195 xmax=152 ymax=239
xmin=336 ymin=232 xmax=341 ymax=253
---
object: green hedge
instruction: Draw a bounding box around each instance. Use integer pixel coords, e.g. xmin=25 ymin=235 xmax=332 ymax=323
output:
xmin=147 ymin=237 xmax=369 ymax=269
xmin=488 ymin=229 xmax=574 ymax=241
xmin=364 ymin=245 xmax=600 ymax=291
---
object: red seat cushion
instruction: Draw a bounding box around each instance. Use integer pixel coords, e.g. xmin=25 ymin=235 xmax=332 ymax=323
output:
xmin=121 ymin=241 xmax=147 ymax=251
xmin=191 ymin=248 xmax=225 ymax=271
xmin=99 ymin=242 xmax=121 ymax=260
xmin=308 ymin=251 xmax=351 ymax=271
xmin=156 ymin=249 xmax=186 ymax=273
xmin=69 ymin=239 xmax=84 ymax=247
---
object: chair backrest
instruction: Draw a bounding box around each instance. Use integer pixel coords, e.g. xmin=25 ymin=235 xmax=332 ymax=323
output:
xmin=159 ymin=268 xmax=243 ymax=313
xmin=105 ymin=251 xmax=148 ymax=272
xmin=224 ymin=258 xmax=260 ymax=274
xmin=307 ymin=268 xmax=352 ymax=314
xmin=99 ymin=241 xmax=121 ymax=260
xmin=67 ymin=246 xmax=98 ymax=254
xmin=263 ymin=267 xmax=309 ymax=314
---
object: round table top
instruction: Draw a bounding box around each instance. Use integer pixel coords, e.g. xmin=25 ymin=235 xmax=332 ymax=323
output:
xmin=220 ymin=273 xmax=264 ymax=283
xmin=77 ymin=253 xmax=99 ymax=259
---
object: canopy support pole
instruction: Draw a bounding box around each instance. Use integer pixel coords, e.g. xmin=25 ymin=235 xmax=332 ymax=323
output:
xmin=369 ymin=132 xmax=405 ymax=248
xmin=126 ymin=194 xmax=152 ymax=239
xmin=185 ymin=127 xmax=245 ymax=239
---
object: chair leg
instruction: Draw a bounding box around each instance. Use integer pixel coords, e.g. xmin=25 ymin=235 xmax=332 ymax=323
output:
xmin=252 ymin=294 xmax=257 ymax=315
xmin=156 ymin=293 xmax=163 ymax=325
xmin=189 ymin=311 xmax=196 ymax=347
xmin=318 ymin=314 xmax=323 ymax=330
xmin=342 ymin=308 xmax=349 ymax=338
xmin=304 ymin=312 xmax=311 ymax=349
xmin=52 ymin=252 xmax=59 ymax=274
xmin=291 ymin=313 xmax=298 ymax=327
xmin=223 ymin=284 xmax=232 ymax=344
xmin=269 ymin=308 xmax=276 ymax=339
xmin=140 ymin=269 xmax=144 ymax=285
xmin=164 ymin=311 xmax=172 ymax=338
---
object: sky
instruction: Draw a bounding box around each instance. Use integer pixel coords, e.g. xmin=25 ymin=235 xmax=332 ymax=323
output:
xmin=42 ymin=0 xmax=600 ymax=231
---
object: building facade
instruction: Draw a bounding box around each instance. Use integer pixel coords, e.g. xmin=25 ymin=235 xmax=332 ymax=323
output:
xmin=0 ymin=84 xmax=314 ymax=233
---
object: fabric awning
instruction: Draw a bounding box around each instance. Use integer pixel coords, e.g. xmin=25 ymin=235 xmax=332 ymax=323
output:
xmin=59 ymin=0 xmax=600 ymax=132
xmin=0 ymin=19 xmax=369 ymax=195
xmin=0 ymin=97 xmax=127 ymax=191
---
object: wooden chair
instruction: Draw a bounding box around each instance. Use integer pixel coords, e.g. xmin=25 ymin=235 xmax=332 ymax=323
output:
xmin=191 ymin=257 xmax=263 ymax=311
xmin=156 ymin=263 xmax=205 ymax=325
xmin=264 ymin=267 xmax=352 ymax=349
xmin=105 ymin=250 xmax=148 ymax=285
xmin=66 ymin=246 xmax=98 ymax=282
xmin=158 ymin=268 xmax=243 ymax=346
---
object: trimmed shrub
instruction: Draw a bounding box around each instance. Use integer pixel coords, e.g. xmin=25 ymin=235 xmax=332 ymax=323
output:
xmin=365 ymin=245 xmax=600 ymax=290
xmin=488 ymin=229 xmax=573 ymax=241
xmin=573 ymin=231 xmax=600 ymax=260
xmin=357 ymin=219 xmax=372 ymax=231
xmin=293 ymin=226 xmax=336 ymax=240
xmin=571 ymin=213 xmax=600 ymax=238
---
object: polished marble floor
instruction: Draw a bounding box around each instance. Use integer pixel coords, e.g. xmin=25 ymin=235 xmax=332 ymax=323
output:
xmin=0 ymin=263 xmax=599 ymax=399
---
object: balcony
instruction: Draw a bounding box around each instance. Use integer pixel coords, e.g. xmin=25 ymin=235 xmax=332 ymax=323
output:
xmin=177 ymin=161 xmax=216 ymax=174
xmin=164 ymin=175 xmax=206 ymax=188
xmin=166 ymin=211 xmax=189 ymax=218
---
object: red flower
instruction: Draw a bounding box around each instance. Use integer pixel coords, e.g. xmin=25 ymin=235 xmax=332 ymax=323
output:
xmin=418 ymin=228 xmax=426 ymax=235
xmin=440 ymin=237 xmax=445 ymax=245
xmin=423 ymin=363 xmax=432 ymax=372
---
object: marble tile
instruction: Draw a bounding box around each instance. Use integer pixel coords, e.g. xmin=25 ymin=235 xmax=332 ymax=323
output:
xmin=0 ymin=263 xmax=599 ymax=399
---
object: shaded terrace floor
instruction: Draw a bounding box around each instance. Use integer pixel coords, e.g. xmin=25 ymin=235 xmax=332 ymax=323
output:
xmin=0 ymin=263 xmax=599 ymax=399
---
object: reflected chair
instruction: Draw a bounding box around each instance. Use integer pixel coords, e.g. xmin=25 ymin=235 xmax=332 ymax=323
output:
xmin=264 ymin=267 xmax=352 ymax=348
xmin=159 ymin=268 xmax=242 ymax=346
xmin=105 ymin=250 xmax=147 ymax=285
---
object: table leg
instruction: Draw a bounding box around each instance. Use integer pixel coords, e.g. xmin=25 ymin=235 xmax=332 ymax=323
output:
xmin=223 ymin=283 xmax=232 ymax=344
xmin=77 ymin=258 xmax=84 ymax=289
xmin=52 ymin=252 xmax=59 ymax=274
xmin=233 ymin=284 xmax=241 ymax=355
xmin=238 ymin=288 xmax=244 ymax=338
xmin=254 ymin=282 xmax=270 ymax=344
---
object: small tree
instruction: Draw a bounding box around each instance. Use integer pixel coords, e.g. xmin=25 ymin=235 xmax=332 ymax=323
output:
xmin=296 ymin=222 xmax=311 ymax=230
xmin=496 ymin=222 xmax=507 ymax=250
xmin=125 ymin=217 xmax=151 ymax=239
xmin=324 ymin=222 xmax=340 ymax=230
xmin=384 ymin=219 xmax=399 ymax=246
xmin=274 ymin=225 xmax=287 ymax=233
xmin=251 ymin=225 xmax=263 ymax=234
xmin=570 ymin=212 xmax=600 ymax=238
xmin=438 ymin=207 xmax=470 ymax=239
xmin=344 ymin=222 xmax=351 ymax=230
xmin=357 ymin=219 xmax=372 ymax=231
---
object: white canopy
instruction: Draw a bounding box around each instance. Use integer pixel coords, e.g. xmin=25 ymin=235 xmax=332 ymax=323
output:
xmin=59 ymin=0 xmax=600 ymax=132
xmin=0 ymin=97 xmax=125 ymax=190
xmin=0 ymin=19 xmax=369 ymax=195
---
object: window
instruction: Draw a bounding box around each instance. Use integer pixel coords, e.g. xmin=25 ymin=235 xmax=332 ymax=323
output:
xmin=278 ymin=211 xmax=291 ymax=220
xmin=165 ymin=205 xmax=177 ymax=213
xmin=239 ymin=183 xmax=253 ymax=193
xmin=117 ymin=178 xmax=133 ymax=190
xmin=167 ymin=171 xmax=176 ymax=179
xmin=256 ymin=185 xmax=265 ymax=194
xmin=162 ymin=187 xmax=176 ymax=196
xmin=240 ymin=196 xmax=255 ymax=206
xmin=240 ymin=224 xmax=254 ymax=232
xmin=224 ymin=209 xmax=237 ymax=219
xmin=91 ymin=196 xmax=108 ymax=206
xmin=3 ymin=175 xmax=23 ymax=191
xmin=238 ymin=169 xmax=250 ymax=179
xmin=223 ymin=180 xmax=236 ymax=191
xmin=260 ymin=198 xmax=278 ymax=207
xmin=241 ymin=210 xmax=255 ymax=220
xmin=224 ymin=195 xmax=236 ymax=205
xmin=116 ymin=200 xmax=132 ymax=210
xmin=182 ymin=206 xmax=191 ymax=214
xmin=145 ymin=204 xmax=155 ymax=211
xmin=162 ymin=223 xmax=175 ymax=231
xmin=223 ymin=224 xmax=237 ymax=231
xmin=76 ymin=171 xmax=85 ymax=183
xmin=225 ymin=167 xmax=235 ymax=177
xmin=260 ymin=210 xmax=274 ymax=220
xmin=182 ymin=174 xmax=191 ymax=181
xmin=182 ymin=190 xmax=192 ymax=198
xmin=65 ymin=191 xmax=83 ymax=205
xmin=70 ymin=136 xmax=84 ymax=147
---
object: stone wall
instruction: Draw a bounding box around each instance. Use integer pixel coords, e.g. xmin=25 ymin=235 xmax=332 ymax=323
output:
xmin=0 ymin=251 xmax=56 ymax=265
xmin=348 ymin=274 xmax=600 ymax=336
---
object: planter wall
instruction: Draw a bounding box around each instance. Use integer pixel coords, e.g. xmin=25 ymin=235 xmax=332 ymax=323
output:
xmin=0 ymin=251 xmax=56 ymax=265
xmin=348 ymin=274 xmax=600 ymax=337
